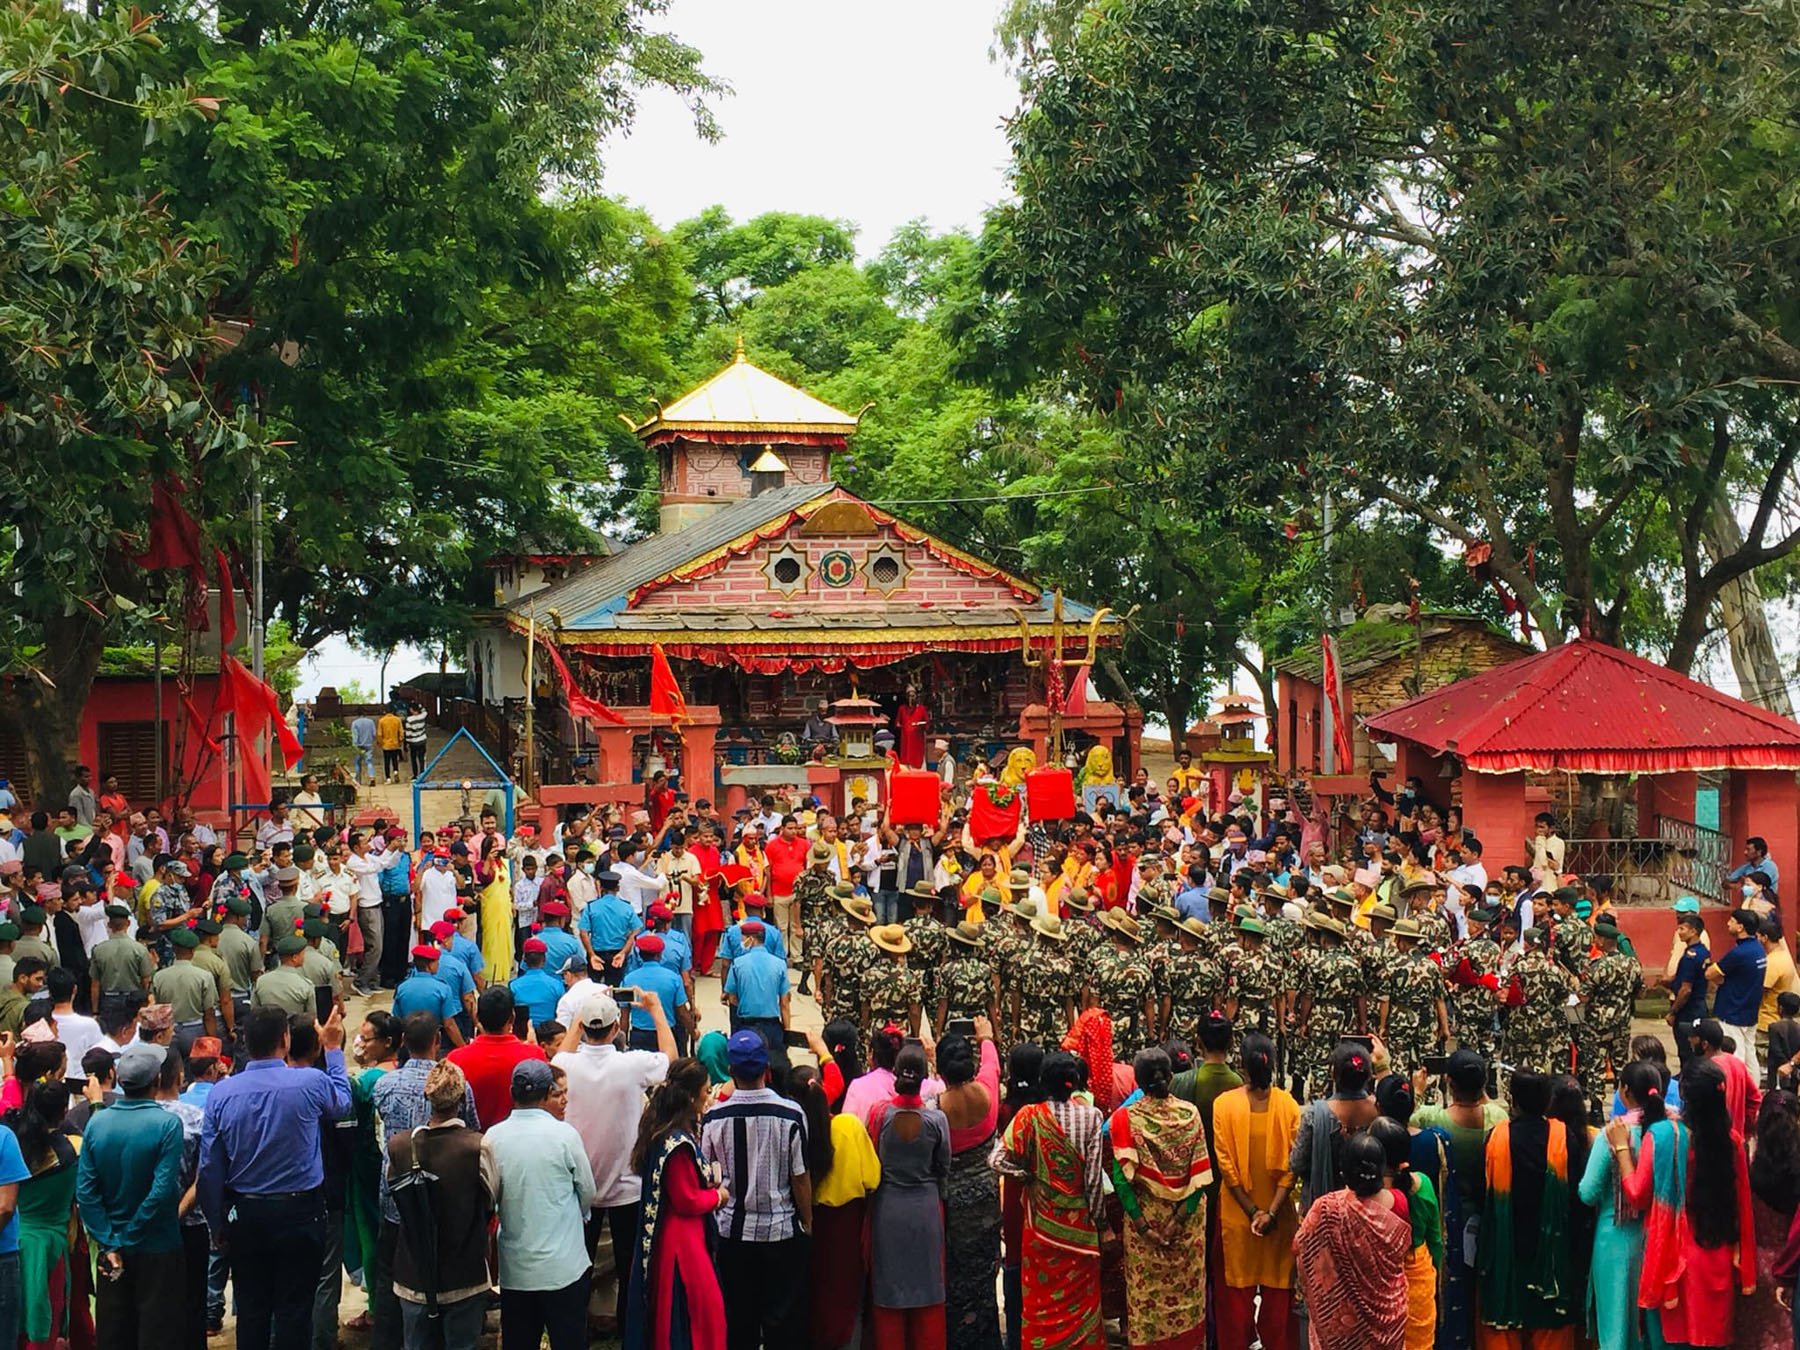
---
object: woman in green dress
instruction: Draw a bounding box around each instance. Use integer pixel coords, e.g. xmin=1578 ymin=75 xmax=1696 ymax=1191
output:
xmin=10 ymin=1079 xmax=78 ymax=1350
xmin=343 ymin=1010 xmax=399 ymax=1330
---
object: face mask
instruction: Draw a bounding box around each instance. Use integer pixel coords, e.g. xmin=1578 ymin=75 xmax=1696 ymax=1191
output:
xmin=582 ymin=862 xmax=596 ymax=875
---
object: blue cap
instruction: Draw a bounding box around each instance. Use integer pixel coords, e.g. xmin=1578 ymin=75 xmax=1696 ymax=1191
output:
xmin=726 ymin=1029 xmax=769 ymax=1075
xmin=1673 ymin=896 xmax=1702 ymax=915
xmin=511 ymin=1059 xmax=555 ymax=1095
xmin=596 ymin=870 xmax=621 ymax=886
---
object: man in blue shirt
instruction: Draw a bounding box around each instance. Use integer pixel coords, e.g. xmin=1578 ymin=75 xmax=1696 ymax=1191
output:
xmin=439 ymin=907 xmax=487 ymax=987
xmin=534 ymin=900 xmax=584 ymax=979
xmin=618 ymin=933 xmax=691 ymax=1054
xmin=1172 ymin=867 xmax=1213 ymax=923
xmin=349 ymin=714 xmax=377 ymax=787
xmin=723 ymin=921 xmax=790 ymax=1053
xmin=1708 ymin=906 xmax=1769 ymax=1081
xmin=716 ymin=895 xmax=786 ymax=987
xmin=576 ymin=872 xmax=640 ymax=986
xmin=1726 ymin=835 xmax=1780 ymax=895
xmin=510 ymin=937 xmax=564 ymax=1028
xmin=429 ymin=920 xmax=479 ymax=1039
xmin=393 ymin=946 xmax=467 ymax=1048
xmin=73 ymin=1042 xmax=183 ymax=1343
xmin=200 ymin=1004 xmax=351 ymax=1350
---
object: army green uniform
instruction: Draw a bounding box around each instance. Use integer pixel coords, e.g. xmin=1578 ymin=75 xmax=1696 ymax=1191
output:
xmin=218 ymin=925 xmax=261 ymax=995
xmin=1222 ymin=942 xmax=1280 ymax=1043
xmin=1503 ymin=951 xmax=1578 ymax=1076
xmin=12 ymin=935 xmax=56 ymax=969
xmin=793 ymin=869 xmax=833 ymax=950
xmin=937 ymin=952 xmax=997 ymax=1027
xmin=901 ymin=915 xmax=950 ymax=1011
xmin=1298 ymin=943 xmax=1362 ymax=1093
xmin=1381 ymin=950 xmax=1445 ymax=1073
xmin=90 ymin=934 xmax=152 ymax=996
xmin=861 ymin=958 xmax=924 ymax=1031
xmin=1357 ymin=934 xmax=1395 ymax=999
xmin=153 ymin=959 xmax=219 ymax=1025
xmin=250 ymin=964 xmax=316 ymax=1017
xmin=1446 ymin=937 xmax=1503 ymax=1062
xmin=301 ymin=946 xmax=339 ymax=1015
xmin=1014 ymin=943 xmax=1079 ymax=1048
xmin=822 ymin=928 xmax=878 ymax=1022
xmin=1092 ymin=944 xmax=1156 ymax=1051
xmin=263 ymin=899 xmax=306 ymax=961
xmin=1553 ymin=915 xmax=1594 ymax=977
xmin=1144 ymin=933 xmax=1182 ymax=1037
xmin=191 ymin=946 xmax=232 ymax=1019
xmin=1163 ymin=948 xmax=1226 ymax=1047
xmin=1579 ymin=950 xmax=1641 ymax=1106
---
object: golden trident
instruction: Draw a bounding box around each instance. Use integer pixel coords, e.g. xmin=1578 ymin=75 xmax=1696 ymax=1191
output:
xmin=1008 ymin=590 xmax=1131 ymax=763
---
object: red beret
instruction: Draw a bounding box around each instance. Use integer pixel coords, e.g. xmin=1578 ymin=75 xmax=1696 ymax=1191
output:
xmin=741 ymin=919 xmax=765 ymax=936
xmin=429 ymin=921 xmax=455 ymax=940
xmin=409 ymin=944 xmax=439 ymax=960
xmin=635 ymin=934 xmax=665 ymax=956
xmin=539 ymin=900 xmax=570 ymax=917
xmin=742 ymin=893 xmax=767 ymax=909
xmin=647 ymin=902 xmax=673 ymax=923
xmin=521 ymin=937 xmax=548 ymax=955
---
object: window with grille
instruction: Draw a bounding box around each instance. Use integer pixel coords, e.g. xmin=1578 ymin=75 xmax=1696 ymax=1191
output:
xmin=97 ymin=721 xmax=167 ymax=806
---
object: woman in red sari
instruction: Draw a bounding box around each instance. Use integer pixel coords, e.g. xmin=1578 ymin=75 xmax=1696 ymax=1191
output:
xmin=623 ymin=1058 xmax=727 ymax=1350
xmin=688 ymin=832 xmax=727 ymax=976
xmin=1294 ymin=1132 xmax=1412 ymax=1349
xmin=989 ymin=1049 xmax=1109 ymax=1350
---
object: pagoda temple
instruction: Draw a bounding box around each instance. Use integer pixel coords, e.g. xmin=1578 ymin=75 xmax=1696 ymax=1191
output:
xmin=470 ymin=344 xmax=1134 ymax=812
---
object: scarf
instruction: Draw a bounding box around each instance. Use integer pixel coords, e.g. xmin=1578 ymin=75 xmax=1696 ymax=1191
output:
xmin=1297 ymin=1188 xmax=1410 ymax=1348
xmin=1062 ymin=1007 xmax=1118 ymax=1114
xmin=1113 ymin=1095 xmax=1213 ymax=1202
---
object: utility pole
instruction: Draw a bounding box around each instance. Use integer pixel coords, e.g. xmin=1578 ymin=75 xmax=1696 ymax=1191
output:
xmin=523 ymin=615 xmax=537 ymax=793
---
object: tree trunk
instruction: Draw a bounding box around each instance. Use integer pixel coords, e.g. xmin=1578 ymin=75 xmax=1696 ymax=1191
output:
xmin=0 ymin=608 xmax=107 ymax=809
xmin=1160 ymin=681 xmax=1195 ymax=757
xmin=1702 ymin=496 xmax=1795 ymax=715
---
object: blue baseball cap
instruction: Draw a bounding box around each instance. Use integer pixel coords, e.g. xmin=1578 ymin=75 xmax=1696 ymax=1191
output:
xmin=1673 ymin=896 xmax=1701 ymax=915
xmin=726 ymin=1029 xmax=769 ymax=1075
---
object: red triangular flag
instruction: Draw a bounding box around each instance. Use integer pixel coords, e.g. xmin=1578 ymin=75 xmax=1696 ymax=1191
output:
xmin=536 ymin=635 xmax=628 ymax=727
xmin=1065 ymin=664 xmax=1090 ymax=716
xmin=649 ymin=645 xmax=688 ymax=729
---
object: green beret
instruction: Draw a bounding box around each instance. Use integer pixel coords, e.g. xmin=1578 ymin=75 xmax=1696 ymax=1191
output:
xmin=19 ymin=907 xmax=45 ymax=927
xmin=302 ymin=903 xmax=326 ymax=920
xmin=274 ymin=934 xmax=308 ymax=956
xmin=1469 ymin=907 xmax=1498 ymax=926
xmin=104 ymin=903 xmax=133 ymax=921
xmin=0 ymin=924 xmax=19 ymax=942
xmin=1523 ymin=925 xmax=1546 ymax=942
xmin=1552 ymin=886 xmax=1581 ymax=904
xmin=196 ymin=918 xmax=223 ymax=936
xmin=293 ymin=844 xmax=315 ymax=864
xmin=222 ymin=896 xmax=253 ymax=916
xmin=1594 ymin=919 xmax=1622 ymax=940
xmin=301 ymin=918 xmax=328 ymax=940
xmin=222 ymin=853 xmax=248 ymax=870
xmin=169 ymin=927 xmax=200 ymax=949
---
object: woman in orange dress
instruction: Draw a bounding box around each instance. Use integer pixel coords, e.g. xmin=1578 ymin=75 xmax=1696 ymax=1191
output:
xmin=1211 ymin=1033 xmax=1300 ymax=1350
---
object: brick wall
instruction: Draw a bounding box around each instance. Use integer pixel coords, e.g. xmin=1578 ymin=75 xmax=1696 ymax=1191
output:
xmin=635 ymin=528 xmax=1029 ymax=610
xmin=664 ymin=439 xmax=831 ymax=500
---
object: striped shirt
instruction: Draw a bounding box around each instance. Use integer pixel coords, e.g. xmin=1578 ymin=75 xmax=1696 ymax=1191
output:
xmin=402 ymin=711 xmax=427 ymax=745
xmin=700 ymin=1087 xmax=808 ymax=1243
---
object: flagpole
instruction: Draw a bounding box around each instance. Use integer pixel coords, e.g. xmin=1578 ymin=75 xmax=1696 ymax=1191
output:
xmin=523 ymin=615 xmax=536 ymax=794
xmin=1320 ymin=485 xmax=1337 ymax=776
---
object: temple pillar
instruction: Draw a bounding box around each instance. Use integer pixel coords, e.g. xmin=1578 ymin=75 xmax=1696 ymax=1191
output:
xmin=1728 ymin=769 xmax=1800 ymax=907
xmin=1458 ymin=769 xmax=1531 ymax=875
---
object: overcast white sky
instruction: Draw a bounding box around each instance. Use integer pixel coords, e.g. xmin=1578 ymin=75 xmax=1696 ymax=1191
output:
xmin=295 ymin=0 xmax=1019 ymax=698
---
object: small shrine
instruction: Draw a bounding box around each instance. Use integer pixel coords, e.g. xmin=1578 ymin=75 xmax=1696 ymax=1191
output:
xmin=1187 ymin=692 xmax=1274 ymax=815
xmin=469 ymin=344 xmax=1133 ymax=811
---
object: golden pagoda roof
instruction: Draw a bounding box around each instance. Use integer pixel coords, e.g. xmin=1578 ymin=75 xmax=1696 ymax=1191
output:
xmin=632 ymin=338 xmax=862 ymax=438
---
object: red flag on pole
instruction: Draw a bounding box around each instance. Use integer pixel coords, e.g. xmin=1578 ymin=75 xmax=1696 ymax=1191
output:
xmin=649 ymin=645 xmax=688 ymax=730
xmin=534 ymin=634 xmax=628 ymax=727
xmin=1321 ymin=634 xmax=1355 ymax=770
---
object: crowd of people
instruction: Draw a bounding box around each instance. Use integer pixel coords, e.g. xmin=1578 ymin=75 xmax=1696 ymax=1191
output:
xmin=1 ymin=753 xmax=1800 ymax=1349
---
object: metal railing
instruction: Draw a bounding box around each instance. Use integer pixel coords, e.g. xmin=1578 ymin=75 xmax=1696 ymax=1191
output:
xmin=1560 ymin=815 xmax=1730 ymax=904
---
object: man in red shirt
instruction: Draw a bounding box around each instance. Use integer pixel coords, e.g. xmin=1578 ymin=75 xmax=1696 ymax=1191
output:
xmin=763 ymin=815 xmax=811 ymax=971
xmin=446 ymin=984 xmax=547 ymax=1127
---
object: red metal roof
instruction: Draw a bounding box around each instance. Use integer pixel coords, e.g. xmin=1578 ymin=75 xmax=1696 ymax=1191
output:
xmin=1362 ymin=638 xmax=1800 ymax=774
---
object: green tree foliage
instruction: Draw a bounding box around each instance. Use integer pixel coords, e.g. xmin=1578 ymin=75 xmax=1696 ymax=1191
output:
xmin=0 ymin=3 xmax=260 ymax=801
xmin=672 ymin=207 xmax=858 ymax=327
xmin=983 ymin=0 xmax=1800 ymax=677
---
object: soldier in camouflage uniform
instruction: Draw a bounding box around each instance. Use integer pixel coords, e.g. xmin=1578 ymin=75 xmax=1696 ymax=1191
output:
xmin=1360 ymin=902 xmax=1400 ymax=1006
xmin=1089 ymin=911 xmax=1156 ymax=1051
xmin=794 ymin=845 xmax=835 ymax=997
xmin=1379 ymin=918 xmax=1448 ymax=1074
xmin=901 ymin=883 xmax=950 ymax=1014
xmin=1062 ymin=890 xmax=1108 ymax=968
xmin=1198 ymin=887 xmax=1235 ymax=961
xmin=1163 ymin=917 xmax=1225 ymax=1048
xmin=1143 ymin=906 xmax=1185 ymax=1041
xmin=1135 ymin=854 xmax=1175 ymax=915
xmin=1292 ymin=911 xmax=1363 ymax=1097
xmin=1446 ymin=906 xmax=1504 ymax=1063
xmin=1401 ymin=878 xmax=1453 ymax=955
xmin=1578 ymin=919 xmax=1641 ymax=1113
xmin=820 ymin=892 xmax=879 ymax=1023
xmin=860 ymin=924 xmax=924 ymax=1037
xmin=985 ymin=899 xmax=1033 ymax=1040
xmin=1549 ymin=887 xmax=1594 ymax=978
xmin=937 ymin=922 xmax=1000 ymax=1033
xmin=1502 ymin=926 xmax=1579 ymax=1076
xmin=1012 ymin=913 xmax=1081 ymax=1048
xmin=1222 ymin=914 xmax=1281 ymax=1046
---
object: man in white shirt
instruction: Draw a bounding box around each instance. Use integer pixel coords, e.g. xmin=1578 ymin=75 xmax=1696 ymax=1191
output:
xmin=566 ymin=853 xmax=599 ymax=912
xmin=290 ymin=775 xmax=327 ymax=830
xmin=415 ymin=851 xmax=460 ymax=936
xmin=315 ymin=845 xmax=358 ymax=922
xmin=656 ymin=833 xmax=703 ymax=936
xmin=47 ymin=967 xmax=101 ymax=1080
xmin=1444 ymin=838 xmax=1489 ymax=894
xmin=256 ymin=801 xmax=295 ymax=850
xmin=345 ymin=832 xmax=387 ymax=994
xmin=612 ymin=844 xmax=666 ymax=919
xmin=550 ymin=990 xmax=675 ymax=1329
xmin=1529 ymin=813 xmax=1566 ymax=875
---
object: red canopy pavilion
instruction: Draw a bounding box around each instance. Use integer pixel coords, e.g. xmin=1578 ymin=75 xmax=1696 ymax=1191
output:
xmin=1364 ymin=638 xmax=1800 ymax=951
